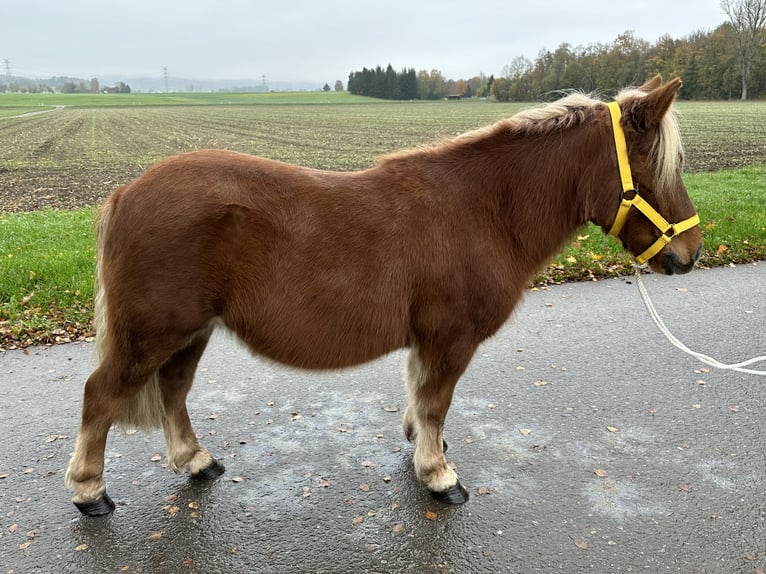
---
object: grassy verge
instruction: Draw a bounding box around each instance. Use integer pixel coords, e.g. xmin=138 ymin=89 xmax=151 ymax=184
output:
xmin=1 ymin=209 xmax=97 ymax=348
xmin=1 ymin=165 xmax=765 ymax=350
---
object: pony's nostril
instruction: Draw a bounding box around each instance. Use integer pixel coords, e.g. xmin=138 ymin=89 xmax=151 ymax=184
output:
xmin=693 ymin=244 xmax=702 ymax=262
xmin=662 ymin=253 xmax=677 ymax=275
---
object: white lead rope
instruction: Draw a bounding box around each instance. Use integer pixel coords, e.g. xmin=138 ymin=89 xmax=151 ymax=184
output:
xmin=634 ymin=266 xmax=766 ymax=376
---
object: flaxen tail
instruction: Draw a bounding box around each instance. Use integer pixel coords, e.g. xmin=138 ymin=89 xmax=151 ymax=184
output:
xmin=93 ymin=198 xmax=165 ymax=431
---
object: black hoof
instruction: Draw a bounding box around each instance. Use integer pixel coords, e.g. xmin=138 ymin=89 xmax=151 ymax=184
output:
xmin=74 ymin=493 xmax=116 ymax=516
xmin=430 ymin=481 xmax=469 ymax=504
xmin=191 ymin=459 xmax=226 ymax=481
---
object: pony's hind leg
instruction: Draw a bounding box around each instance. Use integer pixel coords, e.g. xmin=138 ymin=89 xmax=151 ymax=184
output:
xmin=159 ymin=328 xmax=224 ymax=480
xmin=403 ymin=345 xmax=473 ymax=504
xmin=65 ymin=358 xmax=158 ymax=516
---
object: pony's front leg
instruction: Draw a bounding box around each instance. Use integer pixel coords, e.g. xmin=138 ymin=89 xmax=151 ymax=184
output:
xmin=403 ymin=346 xmax=472 ymax=504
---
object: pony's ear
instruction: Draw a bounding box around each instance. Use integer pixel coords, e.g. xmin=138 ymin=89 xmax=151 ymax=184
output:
xmin=640 ymin=75 xmax=663 ymax=92
xmin=625 ymin=77 xmax=682 ymax=131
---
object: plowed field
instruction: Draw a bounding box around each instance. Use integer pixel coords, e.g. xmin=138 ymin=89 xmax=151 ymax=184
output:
xmin=2 ymin=100 xmax=765 ymax=212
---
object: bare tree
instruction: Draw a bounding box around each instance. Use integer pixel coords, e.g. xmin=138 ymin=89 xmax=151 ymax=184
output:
xmin=721 ymin=0 xmax=766 ymax=99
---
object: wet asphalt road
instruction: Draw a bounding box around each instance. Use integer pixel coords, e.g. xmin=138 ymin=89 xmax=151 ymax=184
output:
xmin=1 ymin=262 xmax=765 ymax=574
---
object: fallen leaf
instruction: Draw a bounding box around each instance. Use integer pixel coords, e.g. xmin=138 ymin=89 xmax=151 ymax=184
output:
xmin=75 ymin=543 xmax=88 ymax=551
xmin=351 ymin=516 xmax=364 ymax=525
xmin=465 ymin=436 xmax=474 ymax=444
xmin=163 ymin=505 xmax=180 ymax=515
xmin=594 ymin=469 xmax=608 ymax=478
xmin=317 ymin=478 xmax=332 ymax=488
xmin=519 ymin=428 xmax=532 ymax=436
xmin=679 ymin=483 xmax=693 ymax=492
xmin=392 ymin=523 xmax=405 ymax=534
xmin=45 ymin=434 xmax=68 ymax=443
xmin=425 ymin=511 xmax=437 ymax=521
xmin=692 ymin=404 xmax=702 ymax=409
xmin=716 ymin=244 xmax=729 ymax=255
xmin=607 ymin=426 xmax=619 ymax=433
xmin=231 ymin=476 xmax=244 ymax=483
xmin=150 ymin=454 xmax=162 ymax=462
xmin=566 ymin=256 xmax=577 ymax=264
xmin=533 ymin=380 xmax=548 ymax=386
xmin=361 ymin=459 xmax=377 ymax=469
xmin=302 ymin=486 xmax=312 ymax=498
xmin=208 ymin=412 xmax=218 ymax=420
xmin=575 ymin=540 xmax=588 ymax=550
xmin=19 ymin=541 xmax=32 ymax=550
xmin=149 ymin=532 xmax=163 ymax=540
xmin=382 ymin=475 xmax=392 ymax=483
xmin=188 ymin=501 xmax=199 ymax=509
xmin=358 ymin=483 xmax=371 ymax=492
xmin=477 ymin=486 xmax=492 ymax=495
xmin=0 ymin=473 xmax=9 ymax=479
xmin=382 ymin=405 xmax=399 ymax=413
xmin=8 ymin=524 xmax=18 ymax=533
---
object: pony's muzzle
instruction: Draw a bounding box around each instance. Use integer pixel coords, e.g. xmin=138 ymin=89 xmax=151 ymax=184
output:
xmin=660 ymin=243 xmax=702 ymax=275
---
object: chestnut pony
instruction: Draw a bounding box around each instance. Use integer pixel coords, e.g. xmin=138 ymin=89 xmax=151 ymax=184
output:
xmin=66 ymin=76 xmax=701 ymax=515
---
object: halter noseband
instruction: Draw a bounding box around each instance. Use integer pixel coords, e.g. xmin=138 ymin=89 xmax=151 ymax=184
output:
xmin=606 ymin=101 xmax=699 ymax=265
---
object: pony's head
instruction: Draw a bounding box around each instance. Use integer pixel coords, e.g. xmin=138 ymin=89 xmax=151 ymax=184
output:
xmin=607 ymin=76 xmax=702 ymax=275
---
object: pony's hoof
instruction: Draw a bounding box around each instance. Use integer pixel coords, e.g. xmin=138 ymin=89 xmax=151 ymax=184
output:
xmin=74 ymin=493 xmax=116 ymax=516
xmin=191 ymin=459 xmax=226 ymax=481
xmin=430 ymin=481 xmax=469 ymax=504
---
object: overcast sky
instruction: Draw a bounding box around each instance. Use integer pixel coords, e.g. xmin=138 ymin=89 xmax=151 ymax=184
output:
xmin=5 ymin=0 xmax=726 ymax=84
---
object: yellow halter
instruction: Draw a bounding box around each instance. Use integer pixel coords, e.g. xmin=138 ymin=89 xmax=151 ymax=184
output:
xmin=606 ymin=101 xmax=699 ymax=265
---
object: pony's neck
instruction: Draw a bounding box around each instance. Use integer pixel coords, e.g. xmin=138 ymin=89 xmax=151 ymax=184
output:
xmin=451 ymin=122 xmax=610 ymax=272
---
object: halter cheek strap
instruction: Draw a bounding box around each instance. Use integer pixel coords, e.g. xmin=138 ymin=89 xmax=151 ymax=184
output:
xmin=606 ymin=101 xmax=699 ymax=265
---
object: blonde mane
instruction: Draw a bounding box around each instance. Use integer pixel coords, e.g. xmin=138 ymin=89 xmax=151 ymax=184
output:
xmin=381 ymin=88 xmax=683 ymax=195
xmin=511 ymin=89 xmax=683 ymax=194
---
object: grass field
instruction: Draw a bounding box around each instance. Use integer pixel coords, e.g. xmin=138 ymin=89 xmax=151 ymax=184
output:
xmin=1 ymin=93 xmax=765 ymax=348
xmin=0 ymin=91 xmax=376 ymax=108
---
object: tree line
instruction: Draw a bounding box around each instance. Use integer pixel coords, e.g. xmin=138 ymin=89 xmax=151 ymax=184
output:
xmin=1 ymin=76 xmax=131 ymax=94
xmin=347 ymin=65 xmax=419 ymax=99
xmin=493 ymin=24 xmax=765 ymax=102
xmin=349 ymin=7 xmax=765 ymax=102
